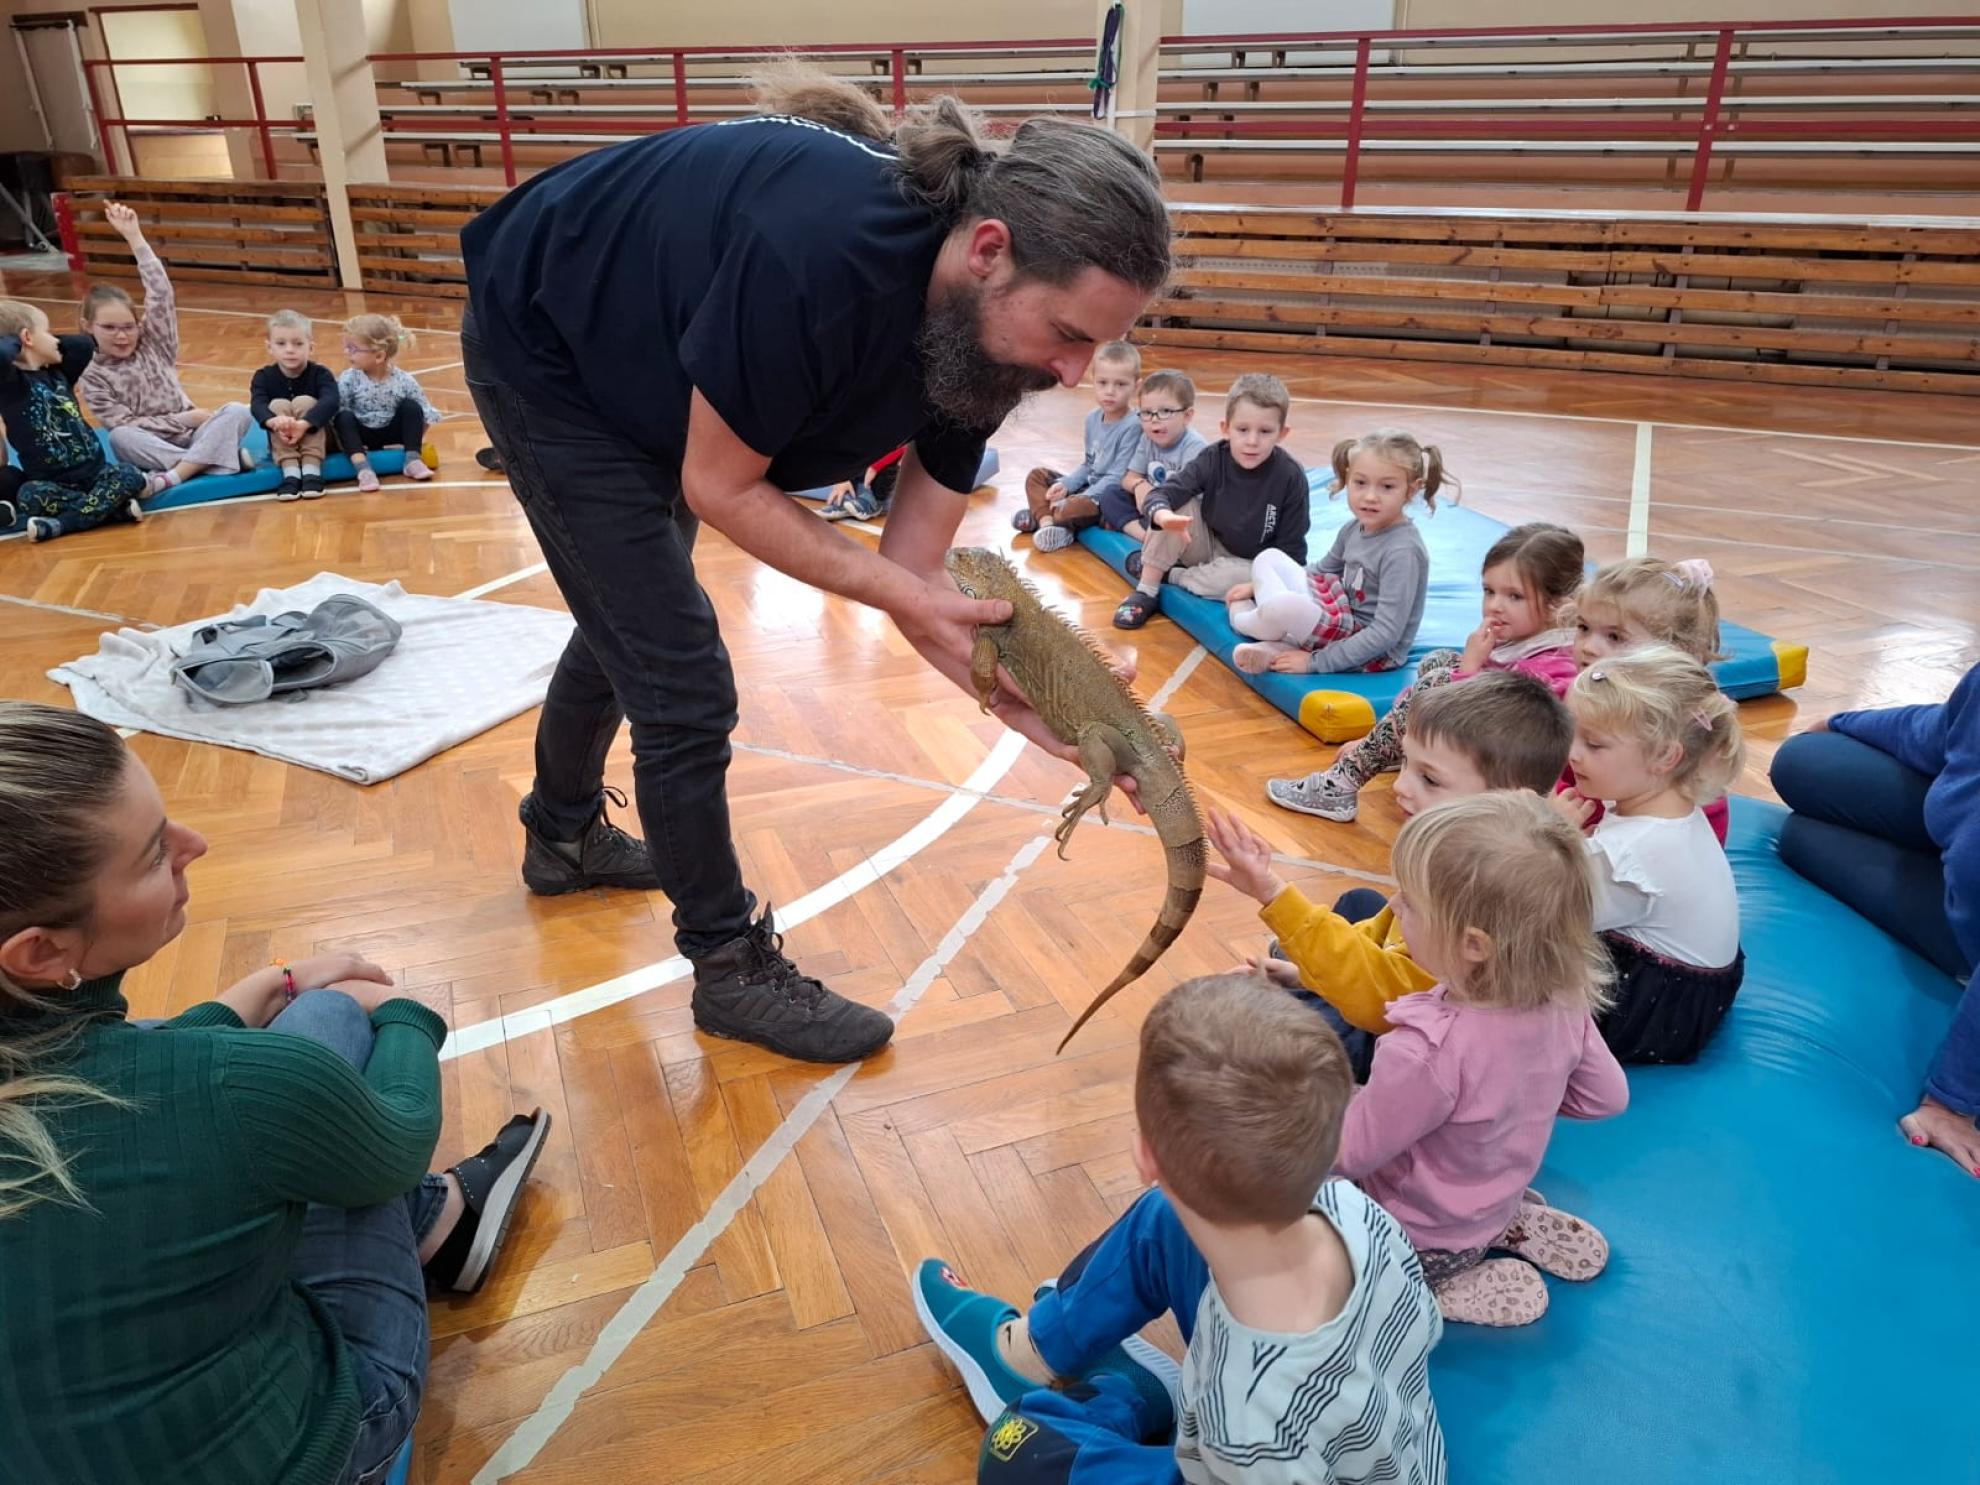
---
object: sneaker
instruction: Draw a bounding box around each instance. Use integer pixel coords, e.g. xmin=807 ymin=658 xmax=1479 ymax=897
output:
xmin=519 ymin=786 xmax=661 ymax=895
xmin=239 ymin=446 xmax=258 ymax=473
xmin=911 ymin=1259 xmax=1043 ymax=1424
xmin=300 ymin=474 xmax=326 ymax=499
xmin=26 ymin=516 xmax=58 ymax=543
xmin=1112 ymin=590 xmax=1160 ymax=630
xmin=422 ymin=1108 xmax=552 ymax=1294
xmin=1033 ymin=523 xmax=1076 ymax=553
xmin=475 ymin=445 xmax=506 ymax=473
xmin=404 ymin=456 xmax=434 ymax=481
xmin=821 ymin=481 xmax=887 ymax=522
xmin=1124 ymin=549 xmax=1144 ymax=580
xmin=1266 ymin=771 xmax=1359 ymax=822
xmin=692 ymin=903 xmax=894 ymax=1063
xmin=1011 ymin=507 xmax=1039 ymax=534
xmin=277 ymin=475 xmax=303 ymax=501
xmin=0 ymin=499 xmax=15 ymax=529
xmin=355 ymin=466 xmax=381 ymax=493
xmin=123 ymin=498 xmax=146 ymax=524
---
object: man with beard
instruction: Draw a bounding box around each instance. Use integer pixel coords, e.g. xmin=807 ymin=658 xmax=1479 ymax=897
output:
xmin=460 ymin=69 xmax=1172 ymax=1063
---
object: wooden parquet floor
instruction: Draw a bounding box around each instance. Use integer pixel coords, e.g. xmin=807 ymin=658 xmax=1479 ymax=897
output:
xmin=1 ymin=267 xmax=1975 ymax=1484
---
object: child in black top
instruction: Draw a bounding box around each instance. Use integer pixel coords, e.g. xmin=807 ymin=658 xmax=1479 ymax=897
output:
xmin=0 ymin=299 xmax=155 ymax=542
xmin=249 ymin=310 xmax=340 ymax=499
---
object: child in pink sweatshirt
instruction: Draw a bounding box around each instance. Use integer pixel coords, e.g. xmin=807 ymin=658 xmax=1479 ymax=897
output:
xmin=1271 ymin=522 xmax=1585 ymax=823
xmin=1334 ymin=789 xmax=1628 ymax=1326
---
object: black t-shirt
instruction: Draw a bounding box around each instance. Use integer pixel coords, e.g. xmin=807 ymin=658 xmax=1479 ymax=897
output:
xmin=461 ymin=116 xmax=991 ymax=494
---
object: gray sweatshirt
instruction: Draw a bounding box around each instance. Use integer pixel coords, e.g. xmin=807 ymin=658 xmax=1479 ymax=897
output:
xmin=1061 ymin=406 xmax=1141 ymax=492
xmin=1308 ymin=517 xmax=1431 ymax=673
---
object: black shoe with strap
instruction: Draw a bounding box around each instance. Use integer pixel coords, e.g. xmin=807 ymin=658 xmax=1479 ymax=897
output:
xmin=691 ymin=904 xmax=895 ymax=1064
xmin=519 ymin=786 xmax=662 ymax=895
xmin=423 ymin=1108 xmax=552 ymax=1295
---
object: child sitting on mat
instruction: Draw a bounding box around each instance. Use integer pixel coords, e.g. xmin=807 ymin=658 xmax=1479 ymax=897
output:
xmin=914 ymin=973 xmax=1446 ymax=1482
xmin=1222 ymin=427 xmax=1450 ymax=673
xmin=1014 ymin=339 xmax=1141 ymax=552
xmin=1573 ymin=555 xmax=1733 ymax=845
xmin=1335 ymin=790 xmax=1628 ymax=1326
xmin=335 ymin=314 xmax=439 ymax=492
xmin=1557 ymin=647 xmax=1747 ymax=1064
xmin=250 ymin=310 xmax=338 ymax=500
xmin=1269 ymin=521 xmax=1582 ymax=822
xmin=1113 ymin=373 xmax=1310 ymax=629
xmin=75 ymin=203 xmax=255 ymax=489
xmin=0 ymin=299 xmax=157 ymax=542
xmin=1211 ymin=670 xmax=1574 ymax=1080
xmin=1108 ymin=368 xmax=1209 ymax=543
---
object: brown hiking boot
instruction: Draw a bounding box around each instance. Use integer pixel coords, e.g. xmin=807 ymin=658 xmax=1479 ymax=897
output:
xmin=691 ymin=904 xmax=894 ymax=1063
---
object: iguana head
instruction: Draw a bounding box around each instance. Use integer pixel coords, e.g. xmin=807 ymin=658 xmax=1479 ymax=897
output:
xmin=943 ymin=547 xmax=1020 ymax=600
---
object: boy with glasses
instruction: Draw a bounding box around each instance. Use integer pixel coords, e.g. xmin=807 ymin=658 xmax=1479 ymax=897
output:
xmin=1107 ymin=369 xmax=1208 ymax=543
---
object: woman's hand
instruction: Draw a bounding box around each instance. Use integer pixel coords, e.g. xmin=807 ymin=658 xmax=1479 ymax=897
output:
xmin=1551 ymin=786 xmax=1598 ymax=831
xmin=886 ymin=570 xmax=1142 ymax=814
xmin=1205 ymin=807 xmax=1287 ymax=906
xmin=1899 ymin=1094 xmax=1980 ymax=1178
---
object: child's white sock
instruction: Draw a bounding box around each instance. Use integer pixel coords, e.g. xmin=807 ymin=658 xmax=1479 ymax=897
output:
xmin=279 ymin=459 xmax=301 ymax=477
xmin=301 ymin=458 xmax=322 ymax=477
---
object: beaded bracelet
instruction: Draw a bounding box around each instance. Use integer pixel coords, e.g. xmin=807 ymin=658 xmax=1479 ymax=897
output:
xmin=272 ymin=959 xmax=297 ymax=1006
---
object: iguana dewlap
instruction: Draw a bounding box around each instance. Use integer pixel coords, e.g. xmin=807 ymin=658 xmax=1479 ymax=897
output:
xmin=945 ymin=547 xmax=1208 ymax=1051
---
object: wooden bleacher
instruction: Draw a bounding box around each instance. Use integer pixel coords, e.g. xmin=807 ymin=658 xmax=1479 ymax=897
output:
xmin=64 ymin=177 xmax=338 ymax=290
xmin=1141 ymin=206 xmax=1980 ymax=395
xmin=346 ymin=181 xmax=500 ymax=298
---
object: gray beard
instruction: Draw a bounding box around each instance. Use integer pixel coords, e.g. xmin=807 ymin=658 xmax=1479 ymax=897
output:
xmin=916 ymin=286 xmax=1058 ymax=429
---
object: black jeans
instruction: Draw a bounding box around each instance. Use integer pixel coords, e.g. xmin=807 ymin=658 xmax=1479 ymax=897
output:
xmin=463 ymin=311 xmax=753 ymax=956
xmin=334 ymin=401 xmax=426 ymax=456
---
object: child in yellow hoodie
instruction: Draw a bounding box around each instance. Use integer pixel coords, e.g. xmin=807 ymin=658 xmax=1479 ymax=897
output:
xmin=1208 ymin=669 xmax=1575 ymax=1075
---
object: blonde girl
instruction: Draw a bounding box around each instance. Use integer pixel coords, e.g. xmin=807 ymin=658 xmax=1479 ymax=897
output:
xmin=1270 ymin=521 xmax=1583 ymax=822
xmin=335 ymin=313 xmax=440 ymax=491
xmin=1571 ymin=555 xmax=1732 ymax=843
xmin=1558 ymin=646 xmax=1747 ymax=1065
xmin=1229 ymin=428 xmax=1456 ymax=676
xmin=1334 ymin=790 xmax=1627 ymax=1327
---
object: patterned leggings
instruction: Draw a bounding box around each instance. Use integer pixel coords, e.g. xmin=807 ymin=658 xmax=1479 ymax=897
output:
xmin=1332 ymin=648 xmax=1465 ymax=788
xmin=17 ymin=460 xmax=148 ymax=538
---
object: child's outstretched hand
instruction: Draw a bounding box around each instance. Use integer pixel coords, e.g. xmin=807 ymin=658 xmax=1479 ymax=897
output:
xmin=104 ymin=201 xmax=142 ymax=241
xmin=1242 ymin=951 xmax=1303 ymax=990
xmin=1268 ymin=649 xmax=1313 ymax=674
xmin=1205 ymin=806 xmax=1287 ymax=906
xmin=1153 ymin=509 xmax=1192 ymax=535
xmin=1551 ymin=786 xmax=1597 ymax=831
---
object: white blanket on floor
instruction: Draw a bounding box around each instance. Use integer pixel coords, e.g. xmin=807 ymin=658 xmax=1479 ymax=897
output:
xmin=51 ymin=572 xmax=573 ymax=783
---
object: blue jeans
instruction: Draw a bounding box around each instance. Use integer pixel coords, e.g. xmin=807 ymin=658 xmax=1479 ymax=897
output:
xmin=979 ymin=1189 xmax=1203 ymax=1484
xmin=271 ymin=991 xmax=449 ymax=1485
xmin=1773 ymin=732 xmax=1978 ymax=1115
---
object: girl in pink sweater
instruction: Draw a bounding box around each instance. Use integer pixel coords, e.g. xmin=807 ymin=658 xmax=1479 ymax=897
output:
xmin=1335 ymin=789 xmax=1628 ymax=1327
xmin=1271 ymin=521 xmax=1584 ymax=823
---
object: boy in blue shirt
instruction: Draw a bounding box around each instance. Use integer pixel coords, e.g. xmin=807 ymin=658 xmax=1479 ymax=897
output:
xmin=1014 ymin=340 xmax=1142 ymax=552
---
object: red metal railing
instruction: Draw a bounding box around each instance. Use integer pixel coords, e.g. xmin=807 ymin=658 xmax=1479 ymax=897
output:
xmin=82 ymin=52 xmax=306 ymax=180
xmin=1153 ymin=14 xmax=1980 ymax=209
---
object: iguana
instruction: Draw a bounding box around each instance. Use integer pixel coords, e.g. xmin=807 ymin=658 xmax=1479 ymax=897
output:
xmin=945 ymin=547 xmax=1207 ymax=1052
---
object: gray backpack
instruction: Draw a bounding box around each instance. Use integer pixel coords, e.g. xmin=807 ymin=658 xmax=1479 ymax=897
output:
xmin=171 ymin=594 xmax=403 ymax=706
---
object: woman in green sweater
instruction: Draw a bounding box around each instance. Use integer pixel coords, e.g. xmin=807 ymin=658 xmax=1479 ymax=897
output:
xmin=0 ymin=703 xmax=551 ymax=1485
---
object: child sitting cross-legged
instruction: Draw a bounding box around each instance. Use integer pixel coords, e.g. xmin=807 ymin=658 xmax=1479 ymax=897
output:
xmin=1113 ymin=373 xmax=1311 ymax=630
xmin=1013 ymin=339 xmax=1142 ymax=552
xmin=0 ymin=299 xmax=158 ymax=542
xmin=1222 ymin=428 xmax=1452 ymax=674
xmin=1211 ymin=669 xmax=1575 ymax=1081
xmin=1335 ymin=791 xmax=1629 ymax=1326
xmin=915 ymin=973 xmax=1447 ymax=1483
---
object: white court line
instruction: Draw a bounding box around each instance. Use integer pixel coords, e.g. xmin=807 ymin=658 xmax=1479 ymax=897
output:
xmin=409 ymin=359 xmax=464 ymax=376
xmin=1459 ymin=484 xmax=1980 ymax=543
xmin=470 ymin=826 xmax=1054 ymax=1483
xmin=0 ymin=590 xmax=156 ymax=627
xmin=439 ymin=728 xmax=1029 ymax=1060
xmin=454 ymin=561 xmax=549 ymax=601
xmin=1627 ymin=423 xmax=1653 ymax=558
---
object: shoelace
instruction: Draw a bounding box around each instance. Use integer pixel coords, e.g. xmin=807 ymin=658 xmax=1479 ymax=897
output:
xmin=741 ymin=904 xmax=830 ymax=1008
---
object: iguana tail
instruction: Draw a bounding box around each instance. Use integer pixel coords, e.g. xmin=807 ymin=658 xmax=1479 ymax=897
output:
xmin=1056 ymin=834 xmax=1208 ymax=1053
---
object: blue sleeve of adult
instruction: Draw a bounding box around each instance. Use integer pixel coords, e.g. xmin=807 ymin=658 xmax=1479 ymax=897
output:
xmin=1831 ymin=703 xmax=1949 ymax=778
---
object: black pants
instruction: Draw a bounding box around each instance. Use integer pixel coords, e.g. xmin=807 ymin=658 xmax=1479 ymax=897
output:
xmin=463 ymin=311 xmax=753 ymax=957
xmin=334 ymin=401 xmax=426 ymax=457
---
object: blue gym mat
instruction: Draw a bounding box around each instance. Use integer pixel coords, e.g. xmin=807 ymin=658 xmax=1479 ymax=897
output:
xmin=3 ymin=426 xmax=423 ymax=535
xmin=1078 ymin=472 xmax=1806 ymax=742
xmin=1432 ymin=797 xmax=1977 ymax=1481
